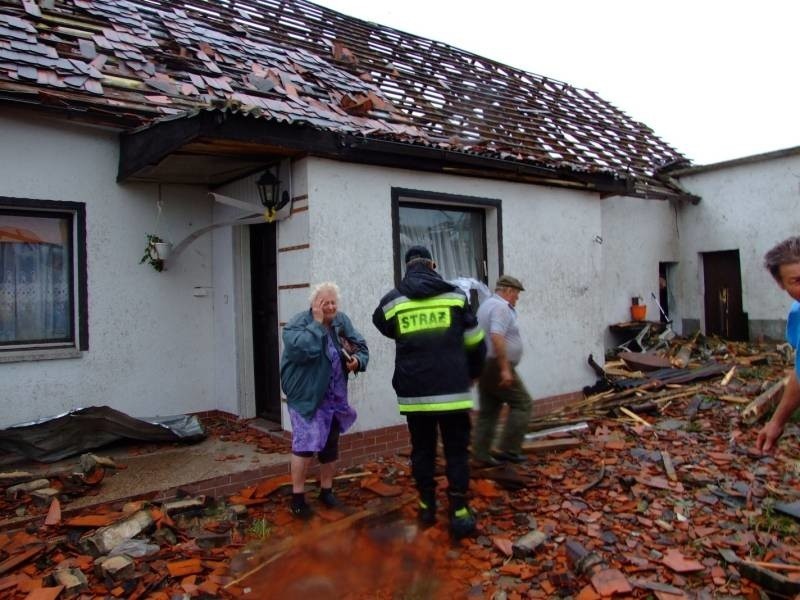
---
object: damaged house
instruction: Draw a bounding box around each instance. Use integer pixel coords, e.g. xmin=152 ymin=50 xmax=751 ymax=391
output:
xmin=1 ymin=0 xmax=784 ymax=445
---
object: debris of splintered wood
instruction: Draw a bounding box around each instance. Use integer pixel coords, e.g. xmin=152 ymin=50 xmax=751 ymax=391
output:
xmin=661 ymin=450 xmax=677 ymax=482
xmin=720 ymin=365 xmax=737 ymax=386
xmin=5 ymin=478 xmax=49 ymax=499
xmin=617 ymin=406 xmax=652 ymax=427
xmin=81 ymin=509 xmax=154 ymax=556
xmin=740 ymin=376 xmax=789 ymax=425
xmin=521 ymin=437 xmax=581 ymax=454
xmin=523 ymin=422 xmax=588 ymax=440
xmin=719 ymin=547 xmax=800 ymax=596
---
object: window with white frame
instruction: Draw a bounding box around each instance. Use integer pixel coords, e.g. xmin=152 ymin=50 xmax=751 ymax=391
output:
xmin=392 ymin=189 xmax=502 ymax=287
xmin=0 ymin=198 xmax=87 ymax=355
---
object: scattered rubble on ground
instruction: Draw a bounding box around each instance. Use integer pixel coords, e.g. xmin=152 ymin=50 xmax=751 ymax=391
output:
xmin=0 ymin=333 xmax=798 ymax=598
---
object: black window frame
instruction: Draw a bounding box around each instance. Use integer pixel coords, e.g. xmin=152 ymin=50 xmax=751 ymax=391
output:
xmin=0 ymin=196 xmax=88 ymax=352
xmin=391 ymin=188 xmax=503 ymax=287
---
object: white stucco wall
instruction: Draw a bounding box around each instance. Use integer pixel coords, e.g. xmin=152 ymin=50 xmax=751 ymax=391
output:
xmin=300 ymin=158 xmax=606 ymax=431
xmin=0 ymin=109 xmax=216 ymax=427
xmin=600 ymin=196 xmax=680 ymax=342
xmin=676 ymin=152 xmax=800 ymax=337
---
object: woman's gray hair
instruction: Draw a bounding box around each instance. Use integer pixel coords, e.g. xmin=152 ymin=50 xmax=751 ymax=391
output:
xmin=309 ymin=281 xmax=340 ymax=304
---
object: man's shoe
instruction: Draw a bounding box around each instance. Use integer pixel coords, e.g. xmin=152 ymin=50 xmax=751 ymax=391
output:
xmin=318 ymin=489 xmax=342 ymax=509
xmin=449 ymin=507 xmax=476 ymax=540
xmin=472 ymin=454 xmax=503 ymax=468
xmin=418 ymin=500 xmax=437 ymax=527
xmin=491 ymin=450 xmax=527 ymax=464
xmin=290 ymin=501 xmax=314 ymax=520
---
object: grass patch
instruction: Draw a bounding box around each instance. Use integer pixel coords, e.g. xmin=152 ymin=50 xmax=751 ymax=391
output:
xmin=247 ymin=517 xmax=273 ymax=540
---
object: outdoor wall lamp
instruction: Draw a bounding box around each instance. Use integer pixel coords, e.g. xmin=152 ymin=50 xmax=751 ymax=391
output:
xmin=257 ymin=165 xmax=290 ymax=222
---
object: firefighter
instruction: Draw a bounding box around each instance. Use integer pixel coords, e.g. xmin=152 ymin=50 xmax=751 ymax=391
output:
xmin=373 ymin=245 xmax=486 ymax=539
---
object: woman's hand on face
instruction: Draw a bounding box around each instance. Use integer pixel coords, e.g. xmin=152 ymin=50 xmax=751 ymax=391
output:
xmin=311 ymin=297 xmax=325 ymax=323
xmin=345 ymin=356 xmax=359 ymax=373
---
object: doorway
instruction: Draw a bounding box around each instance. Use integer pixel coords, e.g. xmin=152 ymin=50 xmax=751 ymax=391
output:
xmin=249 ymin=222 xmax=281 ymax=422
xmin=702 ymin=250 xmax=748 ymax=341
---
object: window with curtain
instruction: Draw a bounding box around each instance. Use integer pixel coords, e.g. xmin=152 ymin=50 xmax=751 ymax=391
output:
xmin=0 ymin=209 xmax=76 ymax=348
xmin=398 ymin=203 xmax=487 ymax=282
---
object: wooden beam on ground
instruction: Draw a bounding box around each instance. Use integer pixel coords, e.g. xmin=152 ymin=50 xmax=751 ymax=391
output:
xmin=521 ymin=437 xmax=582 ymax=454
xmin=741 ymin=377 xmax=789 ymax=425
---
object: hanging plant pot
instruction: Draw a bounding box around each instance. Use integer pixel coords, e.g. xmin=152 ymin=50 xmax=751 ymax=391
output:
xmin=140 ymin=233 xmax=168 ymax=272
xmin=153 ymin=242 xmax=172 ymax=260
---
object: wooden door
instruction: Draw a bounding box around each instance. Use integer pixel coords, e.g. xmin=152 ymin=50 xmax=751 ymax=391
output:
xmin=250 ymin=222 xmax=281 ymax=421
xmin=703 ymin=250 xmax=748 ymax=341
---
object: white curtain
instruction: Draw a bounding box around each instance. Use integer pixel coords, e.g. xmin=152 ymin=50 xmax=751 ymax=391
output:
xmin=0 ymin=243 xmax=70 ymax=343
xmin=399 ymin=206 xmax=485 ymax=282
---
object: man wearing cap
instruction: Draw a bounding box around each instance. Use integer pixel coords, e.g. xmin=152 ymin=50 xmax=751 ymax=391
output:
xmin=373 ymin=245 xmax=486 ymax=539
xmin=472 ymin=274 xmax=533 ymax=465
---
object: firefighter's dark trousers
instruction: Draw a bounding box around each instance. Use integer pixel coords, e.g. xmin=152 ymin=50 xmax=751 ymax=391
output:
xmin=406 ymin=411 xmax=471 ymax=510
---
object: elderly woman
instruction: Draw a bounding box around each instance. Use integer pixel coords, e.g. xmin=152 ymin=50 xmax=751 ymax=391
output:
xmin=280 ymin=282 xmax=369 ymax=519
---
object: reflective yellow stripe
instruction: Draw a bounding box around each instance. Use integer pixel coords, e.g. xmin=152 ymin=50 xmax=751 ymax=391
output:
xmin=464 ymin=327 xmax=485 ymax=347
xmin=384 ymin=295 xmax=465 ymax=321
xmin=398 ymin=306 xmax=451 ymax=334
xmin=399 ymin=399 xmax=474 ymax=413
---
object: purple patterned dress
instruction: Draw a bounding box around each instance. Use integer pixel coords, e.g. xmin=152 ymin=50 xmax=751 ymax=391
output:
xmin=289 ymin=332 xmax=357 ymax=452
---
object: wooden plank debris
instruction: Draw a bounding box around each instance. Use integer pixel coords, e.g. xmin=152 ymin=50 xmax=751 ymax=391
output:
xmin=521 ymin=437 xmax=582 ymax=454
xmin=661 ymin=451 xmax=677 ymax=482
xmin=741 ymin=377 xmax=789 ymax=425
xmin=619 ymin=406 xmax=652 ymax=427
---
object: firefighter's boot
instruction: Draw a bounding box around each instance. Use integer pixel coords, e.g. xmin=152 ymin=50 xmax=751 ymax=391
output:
xmin=418 ymin=489 xmax=437 ymax=527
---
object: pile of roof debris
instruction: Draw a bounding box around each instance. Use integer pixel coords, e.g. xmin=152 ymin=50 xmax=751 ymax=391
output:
xmin=0 ymin=334 xmax=798 ymax=598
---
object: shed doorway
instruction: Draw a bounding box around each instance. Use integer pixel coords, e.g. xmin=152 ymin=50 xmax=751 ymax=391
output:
xmin=702 ymin=250 xmax=748 ymax=341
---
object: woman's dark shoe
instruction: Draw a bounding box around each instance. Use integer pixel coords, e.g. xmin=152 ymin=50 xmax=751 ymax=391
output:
xmin=290 ymin=499 xmax=314 ymax=520
xmin=318 ymin=488 xmax=342 ymax=509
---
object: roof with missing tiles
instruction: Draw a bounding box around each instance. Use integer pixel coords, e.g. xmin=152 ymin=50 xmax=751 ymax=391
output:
xmin=0 ymin=0 xmax=692 ymax=198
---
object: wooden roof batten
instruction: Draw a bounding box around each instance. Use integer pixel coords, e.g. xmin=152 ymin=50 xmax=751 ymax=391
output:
xmin=0 ymin=0 xmax=693 ymax=199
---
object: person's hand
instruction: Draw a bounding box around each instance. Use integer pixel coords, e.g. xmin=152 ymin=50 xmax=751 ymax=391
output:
xmin=311 ymin=297 xmax=324 ymax=323
xmin=756 ymin=420 xmax=784 ymax=455
xmin=345 ymin=356 xmax=359 ymax=373
xmin=499 ymin=366 xmax=514 ymax=389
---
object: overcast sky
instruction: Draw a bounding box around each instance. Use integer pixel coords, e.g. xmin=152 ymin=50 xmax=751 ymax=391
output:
xmin=312 ymin=0 xmax=798 ymax=166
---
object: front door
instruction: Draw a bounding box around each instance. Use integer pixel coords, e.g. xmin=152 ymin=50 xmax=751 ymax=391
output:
xmin=703 ymin=250 xmax=748 ymax=341
xmin=250 ymin=222 xmax=281 ymax=421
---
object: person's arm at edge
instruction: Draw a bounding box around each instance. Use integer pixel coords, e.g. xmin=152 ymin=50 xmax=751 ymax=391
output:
xmin=756 ymin=370 xmax=800 ymax=453
xmin=491 ymin=332 xmax=514 ymax=388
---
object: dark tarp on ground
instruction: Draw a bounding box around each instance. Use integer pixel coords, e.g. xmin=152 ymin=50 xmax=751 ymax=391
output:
xmin=0 ymin=406 xmax=206 ymax=462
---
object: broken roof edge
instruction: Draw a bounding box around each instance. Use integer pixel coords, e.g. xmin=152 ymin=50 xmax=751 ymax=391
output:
xmin=118 ymin=107 xmax=635 ymax=194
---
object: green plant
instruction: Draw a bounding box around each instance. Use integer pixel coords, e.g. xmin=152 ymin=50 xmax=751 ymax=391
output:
xmin=751 ymin=500 xmax=799 ymax=536
xmin=246 ymin=517 xmax=273 ymax=540
xmin=140 ymin=233 xmax=165 ymax=272
xmin=685 ymin=420 xmax=702 ymax=433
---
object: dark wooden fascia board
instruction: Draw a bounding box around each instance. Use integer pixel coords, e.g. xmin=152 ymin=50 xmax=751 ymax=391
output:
xmin=118 ymin=111 xmax=630 ymax=195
